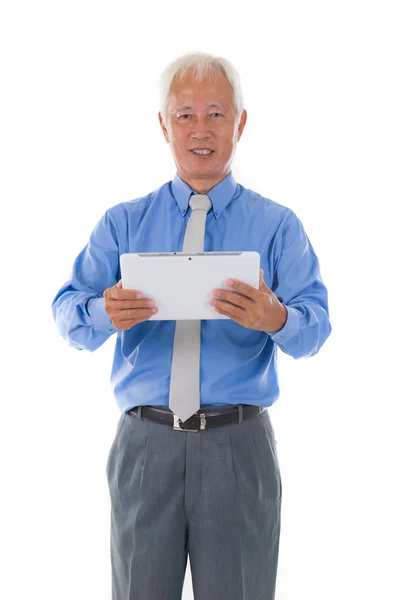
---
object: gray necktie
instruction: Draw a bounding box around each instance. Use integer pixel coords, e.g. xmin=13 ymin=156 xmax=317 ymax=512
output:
xmin=169 ymin=194 xmax=212 ymax=423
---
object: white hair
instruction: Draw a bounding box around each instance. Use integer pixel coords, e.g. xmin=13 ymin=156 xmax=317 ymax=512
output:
xmin=159 ymin=51 xmax=245 ymax=123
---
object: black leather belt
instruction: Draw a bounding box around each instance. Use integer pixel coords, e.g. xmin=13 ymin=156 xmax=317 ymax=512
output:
xmin=127 ymin=404 xmax=267 ymax=432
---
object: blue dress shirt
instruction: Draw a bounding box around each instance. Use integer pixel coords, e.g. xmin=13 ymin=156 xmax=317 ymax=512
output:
xmin=51 ymin=171 xmax=331 ymax=414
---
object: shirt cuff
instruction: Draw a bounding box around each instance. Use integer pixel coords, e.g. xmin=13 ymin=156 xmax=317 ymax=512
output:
xmin=268 ymin=305 xmax=300 ymax=343
xmin=87 ymin=296 xmax=118 ymax=335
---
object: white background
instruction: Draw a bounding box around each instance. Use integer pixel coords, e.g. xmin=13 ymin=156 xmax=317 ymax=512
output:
xmin=1 ymin=1 xmax=399 ymax=599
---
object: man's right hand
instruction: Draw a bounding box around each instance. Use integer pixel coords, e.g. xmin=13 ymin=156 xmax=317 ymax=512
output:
xmin=104 ymin=279 xmax=158 ymax=330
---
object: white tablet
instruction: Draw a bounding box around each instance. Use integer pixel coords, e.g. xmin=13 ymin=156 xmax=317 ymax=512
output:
xmin=119 ymin=251 xmax=260 ymax=320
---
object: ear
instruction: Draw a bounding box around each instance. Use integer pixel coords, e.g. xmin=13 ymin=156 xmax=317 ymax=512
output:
xmin=158 ymin=112 xmax=169 ymax=143
xmin=237 ymin=109 xmax=247 ymax=142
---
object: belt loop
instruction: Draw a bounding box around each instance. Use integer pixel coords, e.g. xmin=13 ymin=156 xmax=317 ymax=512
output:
xmin=137 ymin=406 xmax=143 ymax=420
xmin=238 ymin=404 xmax=243 ymax=423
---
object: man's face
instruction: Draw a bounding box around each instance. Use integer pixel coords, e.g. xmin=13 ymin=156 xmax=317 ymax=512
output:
xmin=158 ymin=68 xmax=247 ymax=193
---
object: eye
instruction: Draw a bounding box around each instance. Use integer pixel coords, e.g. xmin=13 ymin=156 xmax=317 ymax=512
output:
xmin=178 ymin=114 xmax=192 ymax=119
xmin=211 ymin=112 xmax=223 ymax=117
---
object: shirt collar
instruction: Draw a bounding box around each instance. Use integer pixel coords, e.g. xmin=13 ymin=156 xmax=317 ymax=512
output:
xmin=171 ymin=170 xmax=238 ymax=219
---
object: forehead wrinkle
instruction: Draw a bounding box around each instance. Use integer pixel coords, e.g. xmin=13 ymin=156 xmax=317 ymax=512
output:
xmin=174 ymin=103 xmax=227 ymax=112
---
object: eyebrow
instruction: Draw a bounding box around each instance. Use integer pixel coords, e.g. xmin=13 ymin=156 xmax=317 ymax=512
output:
xmin=175 ymin=103 xmax=226 ymax=112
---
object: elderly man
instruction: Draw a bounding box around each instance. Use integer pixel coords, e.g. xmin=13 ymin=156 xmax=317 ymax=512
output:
xmin=51 ymin=51 xmax=331 ymax=600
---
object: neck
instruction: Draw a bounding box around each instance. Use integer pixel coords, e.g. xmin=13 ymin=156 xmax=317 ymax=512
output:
xmin=178 ymin=171 xmax=230 ymax=194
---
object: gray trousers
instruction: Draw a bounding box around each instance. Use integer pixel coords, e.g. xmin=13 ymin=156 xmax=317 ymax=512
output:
xmin=106 ymin=404 xmax=282 ymax=600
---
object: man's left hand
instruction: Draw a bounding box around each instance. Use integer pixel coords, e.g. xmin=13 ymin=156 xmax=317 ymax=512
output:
xmin=208 ymin=269 xmax=288 ymax=333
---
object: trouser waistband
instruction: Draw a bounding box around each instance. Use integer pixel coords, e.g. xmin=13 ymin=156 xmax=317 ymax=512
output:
xmin=127 ymin=404 xmax=267 ymax=432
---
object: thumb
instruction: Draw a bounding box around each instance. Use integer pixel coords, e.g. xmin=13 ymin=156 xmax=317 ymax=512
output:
xmin=259 ymin=269 xmax=268 ymax=290
xmin=116 ymin=279 xmax=122 ymax=288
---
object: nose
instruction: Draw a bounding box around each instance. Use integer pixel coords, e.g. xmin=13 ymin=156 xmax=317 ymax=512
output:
xmin=190 ymin=115 xmax=213 ymax=137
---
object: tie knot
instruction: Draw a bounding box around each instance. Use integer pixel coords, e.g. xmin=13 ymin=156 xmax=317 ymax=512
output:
xmin=189 ymin=194 xmax=212 ymax=213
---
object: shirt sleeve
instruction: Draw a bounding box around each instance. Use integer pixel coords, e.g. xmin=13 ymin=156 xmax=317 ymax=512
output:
xmin=51 ymin=208 xmax=120 ymax=352
xmin=267 ymin=210 xmax=332 ymax=359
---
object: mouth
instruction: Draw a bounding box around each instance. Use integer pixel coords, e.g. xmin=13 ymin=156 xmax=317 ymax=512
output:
xmin=190 ymin=149 xmax=215 ymax=159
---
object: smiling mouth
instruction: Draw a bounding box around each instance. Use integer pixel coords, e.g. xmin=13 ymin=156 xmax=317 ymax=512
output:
xmin=190 ymin=149 xmax=214 ymax=157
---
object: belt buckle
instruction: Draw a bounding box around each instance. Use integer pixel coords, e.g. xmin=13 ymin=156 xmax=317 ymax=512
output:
xmin=173 ymin=413 xmax=206 ymax=432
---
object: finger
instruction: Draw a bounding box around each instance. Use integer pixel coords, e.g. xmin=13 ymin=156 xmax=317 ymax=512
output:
xmin=211 ymin=290 xmax=253 ymax=309
xmin=112 ymin=288 xmax=144 ymax=300
xmin=118 ymin=307 xmax=158 ymax=321
xmin=115 ymin=298 xmax=156 ymax=308
xmin=212 ymin=301 xmax=246 ymax=324
xmin=111 ymin=280 xmax=143 ymax=299
xmin=211 ymin=298 xmax=246 ymax=316
xmin=259 ymin=269 xmax=271 ymax=292
xmin=225 ymin=278 xmax=259 ymax=300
